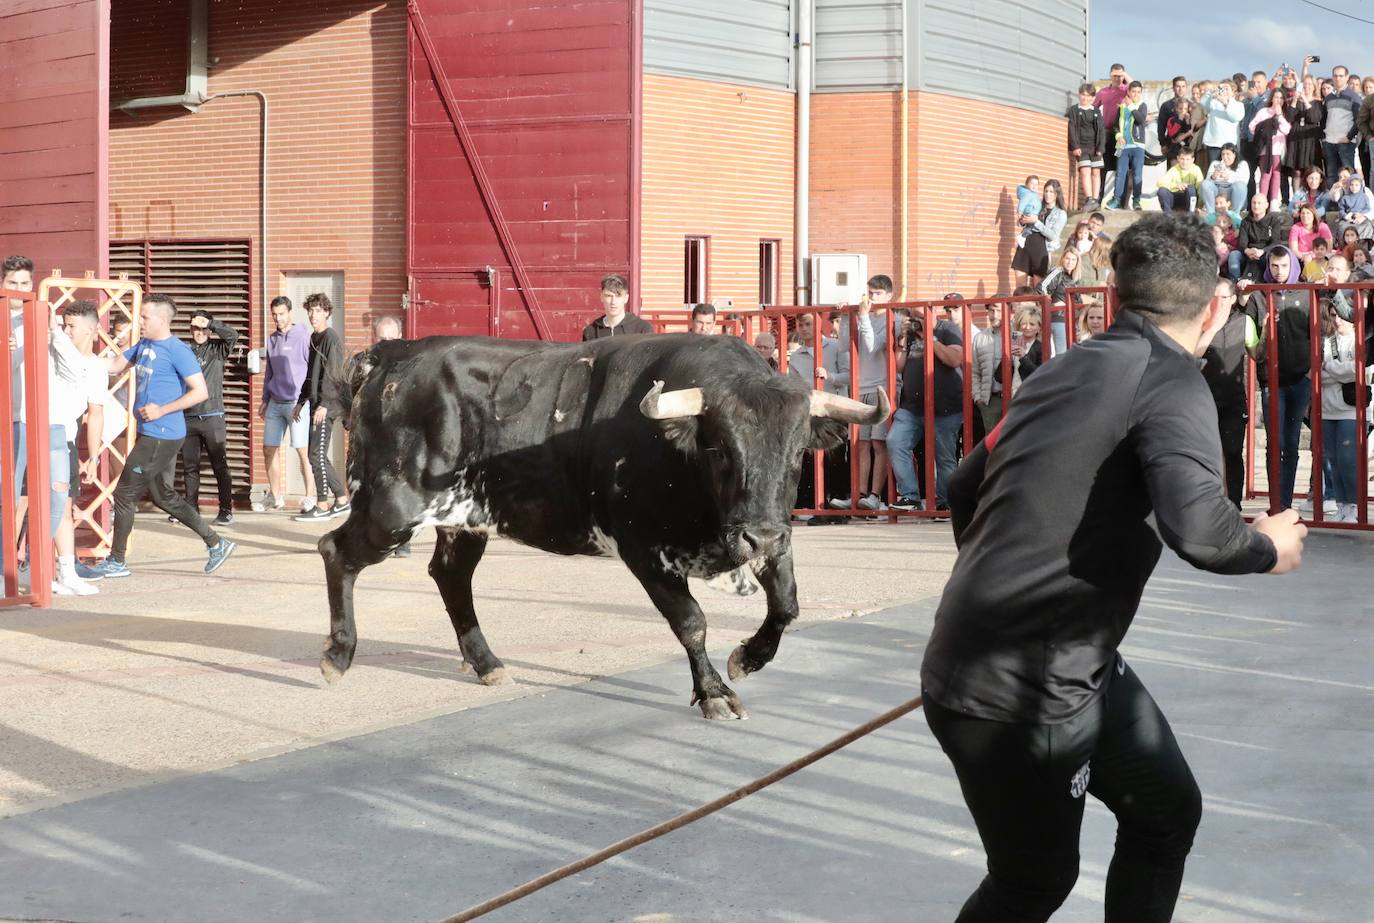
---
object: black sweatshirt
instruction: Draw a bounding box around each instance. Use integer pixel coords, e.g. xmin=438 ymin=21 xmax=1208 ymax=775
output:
xmin=922 ymin=310 xmax=1276 ymax=724
xmin=186 ymin=318 xmax=239 ymax=416
xmin=296 ymin=327 xmax=344 ymax=413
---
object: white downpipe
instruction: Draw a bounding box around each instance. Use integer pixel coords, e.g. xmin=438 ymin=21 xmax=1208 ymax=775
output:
xmin=899 ymin=0 xmax=909 ymax=300
xmin=796 ymin=0 xmax=812 ymax=305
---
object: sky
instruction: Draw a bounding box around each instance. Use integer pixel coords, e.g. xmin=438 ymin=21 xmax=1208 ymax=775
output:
xmin=1090 ymin=0 xmax=1374 ymax=82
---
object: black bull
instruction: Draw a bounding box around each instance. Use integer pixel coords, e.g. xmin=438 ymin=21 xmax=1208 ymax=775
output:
xmin=318 ymin=333 xmax=889 ymax=719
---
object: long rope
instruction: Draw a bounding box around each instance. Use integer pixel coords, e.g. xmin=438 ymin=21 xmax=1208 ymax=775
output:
xmin=436 ymin=694 xmax=925 ymax=923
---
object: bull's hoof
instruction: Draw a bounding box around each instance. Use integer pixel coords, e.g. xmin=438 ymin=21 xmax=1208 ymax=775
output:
xmin=698 ymin=693 xmax=749 ymax=721
xmin=320 ymin=656 xmax=345 ymax=685
xmin=458 ymin=659 xmax=475 ymax=675
xmin=727 ymin=645 xmax=754 ymax=681
xmin=479 ymin=666 xmax=513 ymax=686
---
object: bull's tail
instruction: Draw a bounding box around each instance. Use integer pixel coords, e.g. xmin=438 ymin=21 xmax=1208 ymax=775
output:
xmin=325 ymin=348 xmax=378 ymax=431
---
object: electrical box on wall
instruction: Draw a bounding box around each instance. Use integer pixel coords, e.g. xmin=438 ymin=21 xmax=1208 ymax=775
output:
xmin=811 ymin=254 xmax=868 ymax=306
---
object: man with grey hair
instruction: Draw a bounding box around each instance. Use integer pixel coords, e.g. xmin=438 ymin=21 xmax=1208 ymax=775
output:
xmin=373 ymin=316 xmax=403 ymax=341
xmin=372 ymin=314 xmax=410 ymax=556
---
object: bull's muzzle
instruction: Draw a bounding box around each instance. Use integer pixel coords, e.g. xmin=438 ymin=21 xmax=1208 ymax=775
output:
xmin=726 ymin=525 xmax=789 ymax=563
xmin=809 ymin=388 xmax=891 ymax=425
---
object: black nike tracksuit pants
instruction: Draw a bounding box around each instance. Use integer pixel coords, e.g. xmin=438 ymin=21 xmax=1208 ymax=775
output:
xmin=924 ymin=661 xmax=1202 ymax=923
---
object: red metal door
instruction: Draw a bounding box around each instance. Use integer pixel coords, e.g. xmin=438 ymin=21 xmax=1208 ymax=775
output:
xmin=0 ymin=0 xmax=110 ymax=279
xmin=406 ymin=0 xmax=641 ymax=341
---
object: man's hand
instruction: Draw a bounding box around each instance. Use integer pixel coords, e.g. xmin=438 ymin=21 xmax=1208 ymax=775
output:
xmin=257 ymin=402 xmax=268 ymax=420
xmin=139 ymin=402 xmax=165 ymax=422
xmin=1071 ymin=148 xmax=1082 ymax=157
xmin=292 ymin=404 xmax=304 ymax=422
xmin=858 ymin=294 xmax=871 ymax=317
xmin=1253 ymin=509 xmax=1307 ymax=574
xmin=191 ymin=315 xmax=210 ymax=331
xmin=79 ymin=457 xmax=98 ymax=484
xmin=312 ymin=405 xmax=327 ymax=425
xmin=814 ymin=366 xmax=828 ymax=381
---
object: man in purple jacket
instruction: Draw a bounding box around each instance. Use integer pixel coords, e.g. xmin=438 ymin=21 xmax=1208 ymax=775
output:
xmin=253 ymin=296 xmax=315 ymax=512
xmin=1093 ymin=63 xmax=1133 ymax=180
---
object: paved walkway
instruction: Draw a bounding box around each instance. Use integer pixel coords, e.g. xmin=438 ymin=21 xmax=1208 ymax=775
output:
xmin=1 ymin=520 xmax=1370 ymax=921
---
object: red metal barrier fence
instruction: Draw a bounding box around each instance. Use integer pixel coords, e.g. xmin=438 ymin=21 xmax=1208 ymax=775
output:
xmin=0 ymin=285 xmax=54 ymax=608
xmin=646 ymin=283 xmax=1370 ymax=531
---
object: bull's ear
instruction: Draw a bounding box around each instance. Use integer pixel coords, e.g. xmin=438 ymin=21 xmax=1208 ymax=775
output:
xmin=808 ymin=417 xmax=848 ymax=452
xmin=655 ymin=416 xmax=700 ymax=455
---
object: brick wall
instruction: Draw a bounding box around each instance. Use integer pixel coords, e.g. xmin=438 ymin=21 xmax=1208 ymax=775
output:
xmin=810 ymin=90 xmax=1068 ymax=300
xmin=640 ymin=73 xmax=796 ymax=312
xmin=108 ymin=0 xmax=406 ymax=487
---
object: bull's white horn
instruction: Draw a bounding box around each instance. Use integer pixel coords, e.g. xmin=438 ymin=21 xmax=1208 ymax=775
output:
xmin=640 ymin=380 xmax=706 ymax=419
xmin=809 ymin=387 xmax=891 ymax=424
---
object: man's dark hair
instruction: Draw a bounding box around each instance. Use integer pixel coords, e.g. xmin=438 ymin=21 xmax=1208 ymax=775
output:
xmin=145 ymin=293 xmax=177 ymax=318
xmin=690 ymin=302 xmax=716 ymax=319
xmin=63 ymin=299 xmax=99 ymax=324
xmin=943 ymin=292 xmax=964 ymax=302
xmin=1111 ymin=214 xmax=1217 ymax=324
xmin=1012 ymin=284 xmax=1037 ymax=297
xmin=1128 ymin=80 xmax=1143 ymax=91
xmin=600 ymin=273 xmax=629 ymax=296
xmin=1089 ymin=211 xmax=1106 ymax=223
xmin=1110 ymin=63 xmax=1124 ymax=72
xmin=1172 ymin=75 xmax=1187 ymax=86
xmin=191 ymin=309 xmax=212 ymax=322
xmin=867 ymin=274 xmax=893 ymax=294
xmin=1314 ymin=237 xmax=1330 ymax=250
xmin=304 ymin=292 xmax=333 ymax=315
xmin=270 ymin=295 xmax=292 ymax=311
xmin=2 ymin=255 xmax=34 ymax=278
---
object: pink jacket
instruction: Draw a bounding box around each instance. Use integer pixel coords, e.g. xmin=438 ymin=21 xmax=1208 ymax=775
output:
xmin=1289 ymin=222 xmax=1332 ymax=256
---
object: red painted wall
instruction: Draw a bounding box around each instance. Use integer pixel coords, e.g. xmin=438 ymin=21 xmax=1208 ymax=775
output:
xmin=407 ymin=0 xmax=640 ymax=341
xmin=0 ymin=0 xmax=109 ymax=280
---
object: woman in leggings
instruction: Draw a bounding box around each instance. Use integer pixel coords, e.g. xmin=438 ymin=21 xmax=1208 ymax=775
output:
xmin=922 ymin=215 xmax=1306 ymax=922
xmin=293 ymin=293 xmax=351 ymax=521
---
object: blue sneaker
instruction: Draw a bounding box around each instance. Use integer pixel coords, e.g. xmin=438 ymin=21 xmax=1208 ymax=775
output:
xmin=74 ymin=562 xmax=105 ymax=581
xmin=1104 ymin=199 xmax=1120 ymax=210
xmin=86 ymin=559 xmax=131 ymax=579
xmin=205 ymin=539 xmax=237 ymax=574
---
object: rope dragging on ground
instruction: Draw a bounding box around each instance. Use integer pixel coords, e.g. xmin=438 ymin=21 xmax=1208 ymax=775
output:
xmin=436 ymin=695 xmax=925 ymax=923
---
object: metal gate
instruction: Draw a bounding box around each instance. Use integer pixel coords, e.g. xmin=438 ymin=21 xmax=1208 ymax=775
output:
xmin=405 ymin=0 xmax=642 ymax=341
xmin=109 ymin=239 xmax=255 ymax=504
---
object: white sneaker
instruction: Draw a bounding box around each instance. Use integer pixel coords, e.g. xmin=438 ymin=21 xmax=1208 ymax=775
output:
xmin=857 ymin=494 xmax=887 ymax=511
xmin=1337 ymin=503 xmax=1358 ymax=523
xmin=828 ymin=497 xmax=854 ymax=509
xmin=1298 ymin=498 xmax=1338 ymax=515
xmin=251 ymin=492 xmax=274 ymax=512
xmin=298 ymin=495 xmax=316 ymax=514
xmin=53 ymin=573 xmax=98 ymax=596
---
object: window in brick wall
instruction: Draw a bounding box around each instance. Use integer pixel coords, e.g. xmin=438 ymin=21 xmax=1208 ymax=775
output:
xmin=684 ymin=236 xmax=709 ymax=305
xmin=109 ymin=238 xmax=254 ymax=504
xmin=759 ymin=239 xmax=780 ymax=307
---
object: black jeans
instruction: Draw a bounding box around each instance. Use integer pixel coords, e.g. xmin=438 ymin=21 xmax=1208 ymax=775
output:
xmin=113 ymin=435 xmax=220 ymax=561
xmin=308 ymin=414 xmax=345 ymax=503
xmin=1216 ymin=400 xmax=1248 ymax=509
xmin=924 ymin=661 xmax=1202 ymax=923
xmin=180 ymin=414 xmax=234 ymax=514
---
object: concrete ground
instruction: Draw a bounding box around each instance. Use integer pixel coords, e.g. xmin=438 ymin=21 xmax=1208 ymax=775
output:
xmin=1 ymin=514 xmax=1371 ymax=921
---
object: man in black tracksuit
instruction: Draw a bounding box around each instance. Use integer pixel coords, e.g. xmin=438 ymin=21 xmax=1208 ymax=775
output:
xmin=1200 ymin=278 xmax=1253 ymax=508
xmin=174 ymin=310 xmax=239 ymax=525
xmin=293 ymin=293 xmax=350 ymax=521
xmin=921 ymin=215 xmax=1307 ymax=922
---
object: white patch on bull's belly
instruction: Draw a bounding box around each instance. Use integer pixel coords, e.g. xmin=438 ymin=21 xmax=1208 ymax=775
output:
xmin=590 ymin=526 xmax=620 ymax=558
xmin=656 ymin=546 xmax=750 ymax=582
xmin=705 ymin=566 xmax=761 ymax=597
xmin=415 ymin=486 xmax=489 ymax=530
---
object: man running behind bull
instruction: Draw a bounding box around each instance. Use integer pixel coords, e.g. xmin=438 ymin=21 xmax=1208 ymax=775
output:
xmin=920 ymin=213 xmax=1307 ymax=922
